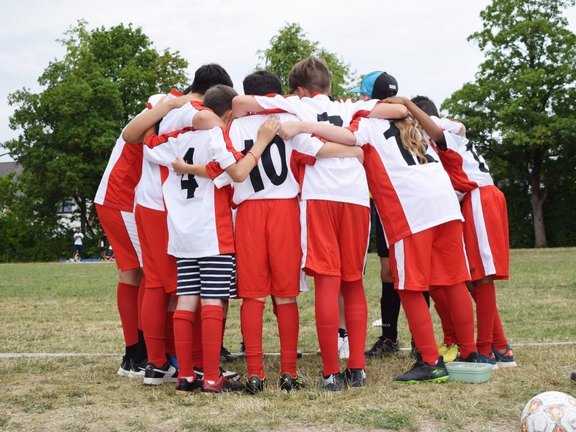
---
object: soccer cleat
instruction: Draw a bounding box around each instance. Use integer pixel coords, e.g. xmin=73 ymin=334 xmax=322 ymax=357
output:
xmin=321 ymin=372 xmax=346 ymax=392
xmin=394 ymin=357 xmax=449 ymax=384
xmin=117 ymin=357 xmax=132 ymax=377
xmin=201 ymin=375 xmax=244 ymax=394
xmin=194 ymin=367 xmax=239 ymax=382
xmin=245 ymin=375 xmax=266 ymax=394
xmin=477 ymin=352 xmax=499 ymax=370
xmin=279 ymin=373 xmax=306 ymax=392
xmin=175 ymin=376 xmax=203 ymax=395
xmin=117 ymin=357 xmax=146 ymax=378
xmin=365 ymin=336 xmax=400 ymax=358
xmin=438 ymin=343 xmax=459 ymax=363
xmin=344 ymin=368 xmax=367 ymax=388
xmin=571 ymin=369 xmax=576 ymax=384
xmin=220 ymin=345 xmax=236 ymax=363
xmin=143 ymin=361 xmax=178 ymax=386
xmin=456 ymin=352 xmax=480 ymax=363
xmin=338 ymin=335 xmax=350 ymax=359
xmin=492 ymin=345 xmax=517 ymax=368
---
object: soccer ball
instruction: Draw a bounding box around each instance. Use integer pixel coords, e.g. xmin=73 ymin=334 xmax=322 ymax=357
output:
xmin=520 ymin=391 xmax=576 ymax=431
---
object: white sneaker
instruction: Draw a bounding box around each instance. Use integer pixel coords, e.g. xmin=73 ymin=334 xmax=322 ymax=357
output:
xmin=338 ymin=335 xmax=349 ymax=359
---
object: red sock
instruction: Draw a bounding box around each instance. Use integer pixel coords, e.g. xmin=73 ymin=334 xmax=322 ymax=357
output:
xmin=241 ymin=298 xmax=265 ymax=378
xmin=314 ymin=275 xmax=340 ymax=376
xmin=165 ymin=308 xmax=176 ymax=357
xmin=137 ymin=277 xmax=145 ymax=331
xmin=275 ymin=302 xmax=299 ymax=376
xmin=341 ymin=279 xmax=367 ymax=370
xmin=221 ymin=315 xmax=227 ymax=349
xmin=173 ymin=309 xmax=196 ymax=379
xmin=430 ymin=288 xmax=457 ymax=345
xmin=398 ymin=290 xmax=439 ymax=365
xmin=202 ymin=305 xmax=224 ymax=382
xmin=117 ymin=282 xmax=139 ymax=346
xmin=141 ymin=287 xmax=168 ymax=366
xmin=492 ymin=310 xmax=509 ymax=351
xmin=439 ymin=283 xmax=476 ymax=358
xmin=192 ymin=307 xmax=203 ymax=369
xmin=471 ymin=281 xmax=497 ymax=355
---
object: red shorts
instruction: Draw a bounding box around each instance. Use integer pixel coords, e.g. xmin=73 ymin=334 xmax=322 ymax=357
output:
xmin=235 ymin=199 xmax=301 ymax=299
xmin=302 ymin=200 xmax=370 ymax=282
xmin=461 ymin=186 xmax=509 ymax=281
xmin=134 ymin=204 xmax=177 ymax=294
xmin=390 ymin=220 xmax=470 ymax=291
xmin=95 ymin=204 xmax=141 ymax=272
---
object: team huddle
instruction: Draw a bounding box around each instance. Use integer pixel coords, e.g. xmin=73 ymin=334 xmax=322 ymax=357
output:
xmin=94 ymin=56 xmax=516 ymax=394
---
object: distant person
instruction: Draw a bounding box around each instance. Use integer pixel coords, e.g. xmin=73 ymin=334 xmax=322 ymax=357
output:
xmin=73 ymin=227 xmax=84 ymax=261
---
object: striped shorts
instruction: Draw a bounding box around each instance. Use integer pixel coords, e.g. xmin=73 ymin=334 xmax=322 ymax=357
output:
xmin=176 ymin=254 xmax=237 ymax=299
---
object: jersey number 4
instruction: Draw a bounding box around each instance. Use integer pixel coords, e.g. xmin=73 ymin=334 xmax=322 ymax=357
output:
xmin=180 ymin=148 xmax=199 ymax=199
xmin=243 ymin=136 xmax=288 ymax=193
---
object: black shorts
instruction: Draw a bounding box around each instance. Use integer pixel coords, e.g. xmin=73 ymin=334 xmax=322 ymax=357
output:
xmin=371 ymin=200 xmax=389 ymax=258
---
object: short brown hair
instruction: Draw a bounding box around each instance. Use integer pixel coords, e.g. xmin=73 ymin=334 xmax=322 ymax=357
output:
xmin=203 ymin=85 xmax=238 ymax=117
xmin=288 ymin=56 xmax=331 ymax=95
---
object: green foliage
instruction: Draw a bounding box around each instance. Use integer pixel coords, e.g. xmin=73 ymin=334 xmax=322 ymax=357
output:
xmin=442 ymin=0 xmax=576 ymax=247
xmin=257 ymin=23 xmax=357 ymax=99
xmin=2 ymin=21 xmax=189 ymax=261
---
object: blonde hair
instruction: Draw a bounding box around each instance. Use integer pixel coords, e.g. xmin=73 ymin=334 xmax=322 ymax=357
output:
xmin=395 ymin=115 xmax=429 ymax=164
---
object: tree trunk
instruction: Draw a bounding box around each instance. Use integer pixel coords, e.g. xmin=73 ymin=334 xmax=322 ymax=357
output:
xmin=530 ymin=189 xmax=547 ymax=248
xmin=529 ymin=149 xmax=547 ymax=248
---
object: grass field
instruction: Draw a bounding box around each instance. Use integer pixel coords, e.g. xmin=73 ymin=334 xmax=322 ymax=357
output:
xmin=1 ymin=248 xmax=575 ymax=431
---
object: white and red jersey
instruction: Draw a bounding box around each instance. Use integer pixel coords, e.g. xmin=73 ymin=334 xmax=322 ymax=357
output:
xmin=254 ymin=94 xmax=377 ymax=207
xmin=215 ymin=112 xmax=322 ymax=206
xmin=94 ymin=132 xmax=143 ymax=211
xmin=143 ymin=127 xmax=239 ymax=258
xmin=430 ymin=116 xmax=494 ymax=193
xmin=352 ymin=117 xmax=463 ymax=245
xmin=134 ymin=90 xmax=206 ymax=211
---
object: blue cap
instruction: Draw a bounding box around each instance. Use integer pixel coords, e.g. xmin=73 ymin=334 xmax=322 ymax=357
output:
xmin=351 ymin=71 xmax=398 ymax=99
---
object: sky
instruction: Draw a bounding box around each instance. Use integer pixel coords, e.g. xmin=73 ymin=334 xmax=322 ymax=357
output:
xmin=1 ymin=0 xmax=575 ymax=162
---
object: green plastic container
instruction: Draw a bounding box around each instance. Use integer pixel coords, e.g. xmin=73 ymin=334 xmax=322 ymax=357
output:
xmin=446 ymin=362 xmax=493 ymax=383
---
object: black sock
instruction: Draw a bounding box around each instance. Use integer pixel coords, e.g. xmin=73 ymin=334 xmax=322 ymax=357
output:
xmin=133 ymin=329 xmax=147 ymax=363
xmin=380 ymin=282 xmax=400 ymax=341
xmin=125 ymin=343 xmax=137 ymax=360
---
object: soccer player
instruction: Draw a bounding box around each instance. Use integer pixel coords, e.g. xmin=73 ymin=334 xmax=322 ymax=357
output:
xmin=411 ymin=95 xmax=516 ymax=368
xmin=233 ymin=57 xmax=408 ymax=390
xmin=95 ymin=93 xmax=164 ymax=378
xmin=121 ymin=64 xmax=237 ymax=386
xmin=142 ymin=85 xmax=278 ymax=393
xmin=346 ymin=103 xmax=478 ymax=383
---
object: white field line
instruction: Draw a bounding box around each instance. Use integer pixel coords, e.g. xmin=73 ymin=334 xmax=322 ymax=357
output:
xmin=1 ymin=341 xmax=575 ymax=359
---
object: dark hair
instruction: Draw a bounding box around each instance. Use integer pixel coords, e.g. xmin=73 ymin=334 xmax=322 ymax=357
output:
xmin=288 ymin=56 xmax=331 ymax=94
xmin=411 ymin=95 xmax=440 ymax=117
xmin=183 ymin=63 xmax=233 ymax=95
xmin=243 ymin=70 xmax=282 ymax=96
xmin=203 ymin=85 xmax=238 ymax=117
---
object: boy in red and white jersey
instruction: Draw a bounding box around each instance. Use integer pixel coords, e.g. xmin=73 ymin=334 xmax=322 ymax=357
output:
xmin=121 ymin=64 xmax=237 ymax=386
xmin=232 ymin=57 xmax=408 ymax=390
xmin=411 ymin=96 xmax=516 ymax=368
xmin=296 ymin=94 xmax=477 ymax=383
xmin=142 ymin=85 xmax=279 ymax=393
xmin=95 ymin=93 xmax=164 ymax=378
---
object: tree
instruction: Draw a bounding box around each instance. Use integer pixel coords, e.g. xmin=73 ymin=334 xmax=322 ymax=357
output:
xmin=3 ymin=21 xmax=189 ymax=256
xmin=442 ymin=0 xmax=576 ymax=247
xmin=257 ymin=23 xmax=357 ymax=99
